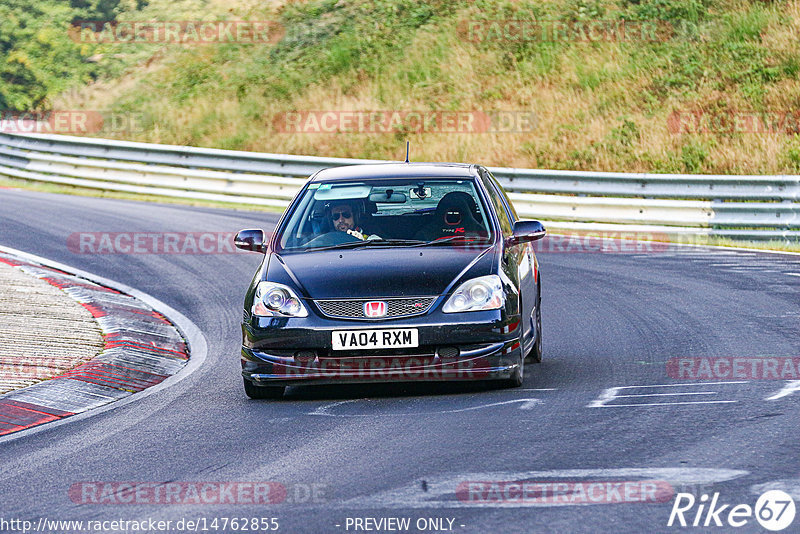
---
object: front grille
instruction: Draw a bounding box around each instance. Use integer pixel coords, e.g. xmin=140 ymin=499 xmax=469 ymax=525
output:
xmin=315 ymin=297 xmax=437 ymax=320
xmin=437 ymin=346 xmax=460 ymax=359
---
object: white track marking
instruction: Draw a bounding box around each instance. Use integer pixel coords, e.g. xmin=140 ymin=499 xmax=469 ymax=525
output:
xmin=588 ymin=381 xmax=748 ymax=408
xmin=307 ymin=398 xmax=544 ymax=417
xmin=752 ymin=479 xmax=800 ymax=500
xmin=614 ymin=391 xmax=717 ymax=398
xmin=600 ymin=400 xmax=738 ymax=408
xmin=306 ymin=400 xmax=360 ymax=416
xmin=611 ymin=381 xmax=747 ymax=388
xmin=516 ymin=399 xmax=543 ymax=410
xmin=765 ymin=381 xmax=800 ymax=401
xmin=588 ymin=386 xmax=624 ymax=408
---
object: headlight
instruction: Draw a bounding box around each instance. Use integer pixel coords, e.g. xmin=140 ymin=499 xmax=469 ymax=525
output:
xmin=443 ymin=275 xmax=505 ymax=313
xmin=252 ymin=282 xmax=308 ymax=317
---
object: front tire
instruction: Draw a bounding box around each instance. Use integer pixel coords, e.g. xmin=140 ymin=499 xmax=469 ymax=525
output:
xmin=525 ymin=289 xmax=543 ymax=364
xmin=243 ymin=378 xmax=285 ymax=399
xmin=504 ymin=361 xmax=524 ymax=388
xmin=503 ymin=330 xmax=525 ymax=388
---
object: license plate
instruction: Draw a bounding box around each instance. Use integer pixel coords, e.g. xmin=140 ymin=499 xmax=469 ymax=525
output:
xmin=332 ymin=328 xmax=419 ymax=350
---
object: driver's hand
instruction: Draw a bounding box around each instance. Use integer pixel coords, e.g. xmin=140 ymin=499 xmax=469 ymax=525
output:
xmin=346 ymin=229 xmax=366 ymax=241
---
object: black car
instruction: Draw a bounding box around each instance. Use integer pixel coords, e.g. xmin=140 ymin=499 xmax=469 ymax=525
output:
xmin=235 ymin=163 xmax=545 ymax=399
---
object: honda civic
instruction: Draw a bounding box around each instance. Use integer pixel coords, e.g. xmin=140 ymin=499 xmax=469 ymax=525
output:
xmin=235 ymin=162 xmax=545 ymax=399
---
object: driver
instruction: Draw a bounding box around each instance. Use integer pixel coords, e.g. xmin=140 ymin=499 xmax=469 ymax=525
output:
xmin=328 ymin=200 xmax=380 ymax=240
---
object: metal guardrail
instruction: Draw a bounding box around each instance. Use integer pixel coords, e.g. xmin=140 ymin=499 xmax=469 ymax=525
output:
xmin=1 ymin=132 xmax=799 ymax=240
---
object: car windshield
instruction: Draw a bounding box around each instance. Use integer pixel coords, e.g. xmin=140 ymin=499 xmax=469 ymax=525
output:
xmin=276 ymin=178 xmax=494 ymax=252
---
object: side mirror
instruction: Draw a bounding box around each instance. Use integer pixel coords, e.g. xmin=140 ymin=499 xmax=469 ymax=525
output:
xmin=234 ymin=229 xmax=267 ymax=253
xmin=506 ymin=220 xmax=546 ymax=247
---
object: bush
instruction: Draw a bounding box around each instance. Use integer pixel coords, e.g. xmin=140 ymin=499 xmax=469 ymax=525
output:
xmin=680 ymin=141 xmax=708 ymax=173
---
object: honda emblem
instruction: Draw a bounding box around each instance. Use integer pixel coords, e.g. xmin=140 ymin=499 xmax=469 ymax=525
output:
xmin=363 ymin=301 xmax=387 ymax=318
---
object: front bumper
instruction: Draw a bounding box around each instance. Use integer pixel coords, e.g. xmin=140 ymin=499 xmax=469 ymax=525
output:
xmin=241 ymin=311 xmax=521 ymax=386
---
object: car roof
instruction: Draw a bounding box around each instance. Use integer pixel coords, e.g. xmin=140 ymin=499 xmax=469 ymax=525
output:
xmin=308 ymin=162 xmax=479 ymax=183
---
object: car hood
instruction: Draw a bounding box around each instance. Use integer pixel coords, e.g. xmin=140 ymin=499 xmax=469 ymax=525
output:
xmin=266 ymin=246 xmax=495 ymax=299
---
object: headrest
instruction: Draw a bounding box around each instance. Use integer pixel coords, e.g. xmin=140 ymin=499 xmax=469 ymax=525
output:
xmin=435 ymin=191 xmax=478 ymax=217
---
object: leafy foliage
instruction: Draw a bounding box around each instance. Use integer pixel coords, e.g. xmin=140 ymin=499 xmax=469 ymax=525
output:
xmin=0 ymin=0 xmax=147 ymax=109
xmin=8 ymin=0 xmax=800 ymax=174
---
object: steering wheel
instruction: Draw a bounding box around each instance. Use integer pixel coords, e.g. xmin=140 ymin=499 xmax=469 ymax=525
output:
xmin=303 ymin=231 xmax=362 ymax=248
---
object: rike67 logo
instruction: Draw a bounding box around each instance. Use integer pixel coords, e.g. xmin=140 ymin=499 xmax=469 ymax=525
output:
xmin=668 ymin=490 xmax=796 ymax=531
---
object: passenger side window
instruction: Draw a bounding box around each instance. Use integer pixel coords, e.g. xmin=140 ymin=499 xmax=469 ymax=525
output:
xmin=479 ymin=172 xmax=512 ymax=236
xmin=487 ymin=170 xmax=518 ymax=222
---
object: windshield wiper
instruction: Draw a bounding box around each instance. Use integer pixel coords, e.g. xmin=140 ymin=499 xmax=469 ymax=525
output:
xmin=419 ymin=236 xmax=492 ymax=246
xmin=302 ymin=241 xmax=374 ymax=252
xmin=367 ymin=238 xmax=427 ymax=246
xmin=302 ymin=238 xmax=426 ymax=252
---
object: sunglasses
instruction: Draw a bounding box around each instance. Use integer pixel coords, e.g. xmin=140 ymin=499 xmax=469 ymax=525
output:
xmin=331 ymin=211 xmax=352 ymax=220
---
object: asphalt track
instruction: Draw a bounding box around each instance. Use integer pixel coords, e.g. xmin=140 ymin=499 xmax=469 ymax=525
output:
xmin=1 ymin=188 xmax=799 ymax=534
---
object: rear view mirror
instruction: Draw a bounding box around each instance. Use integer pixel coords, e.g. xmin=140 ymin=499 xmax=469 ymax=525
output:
xmin=506 ymin=220 xmax=546 ymax=247
xmin=234 ymin=229 xmax=267 ymax=253
xmin=369 ymin=190 xmax=407 ymax=203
